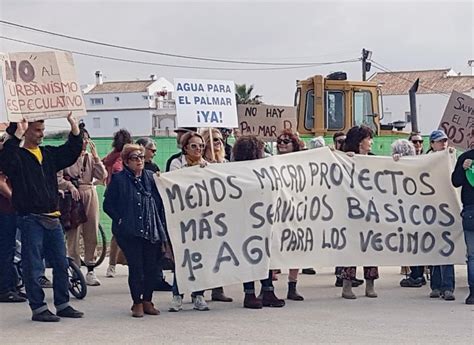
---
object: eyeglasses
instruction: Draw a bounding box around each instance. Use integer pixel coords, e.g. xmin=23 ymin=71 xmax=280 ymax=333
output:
xmin=128 ymin=155 xmax=145 ymax=162
xmin=147 ymin=148 xmax=157 ymax=153
xmin=213 ymin=137 xmax=222 ymax=143
xmin=188 ymin=143 xmax=205 ymax=150
xmin=277 ymin=138 xmax=292 ymax=145
xmin=411 ymin=140 xmax=423 ymax=144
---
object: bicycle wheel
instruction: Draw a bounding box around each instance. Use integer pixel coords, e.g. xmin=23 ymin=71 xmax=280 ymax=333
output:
xmin=67 ymin=257 xmax=87 ymax=299
xmin=80 ymin=223 xmax=107 ymax=268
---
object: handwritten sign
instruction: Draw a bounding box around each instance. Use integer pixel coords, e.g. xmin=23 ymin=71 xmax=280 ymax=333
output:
xmin=237 ymin=104 xmax=296 ymax=141
xmin=155 ymin=148 xmax=465 ymax=294
xmin=174 ymin=78 xmax=238 ymax=128
xmin=439 ymin=91 xmax=474 ymax=150
xmin=0 ymin=51 xmax=86 ymax=121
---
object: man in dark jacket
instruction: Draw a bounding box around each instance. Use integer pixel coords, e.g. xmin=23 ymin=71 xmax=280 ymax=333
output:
xmin=0 ymin=113 xmax=84 ymax=321
xmin=451 ymin=149 xmax=474 ymax=305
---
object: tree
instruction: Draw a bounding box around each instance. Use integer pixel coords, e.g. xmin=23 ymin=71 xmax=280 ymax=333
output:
xmin=235 ymin=83 xmax=263 ymax=104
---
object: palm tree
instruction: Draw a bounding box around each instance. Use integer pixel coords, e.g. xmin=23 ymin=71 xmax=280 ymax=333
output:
xmin=235 ymin=83 xmax=263 ymax=104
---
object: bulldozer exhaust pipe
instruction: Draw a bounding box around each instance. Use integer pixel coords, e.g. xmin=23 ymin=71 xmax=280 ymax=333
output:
xmin=409 ymin=78 xmax=420 ymax=134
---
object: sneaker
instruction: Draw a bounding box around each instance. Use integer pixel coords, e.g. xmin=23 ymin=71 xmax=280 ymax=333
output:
xmin=38 ymin=276 xmax=53 ymax=288
xmin=32 ymin=309 xmax=60 ymax=322
xmin=442 ymin=290 xmax=455 ymax=301
xmin=430 ymin=289 xmax=441 ymax=298
xmin=0 ymin=291 xmax=27 ymax=303
xmin=106 ymin=265 xmax=116 ymax=278
xmin=193 ymin=295 xmax=210 ymax=311
xmin=86 ymin=271 xmax=101 ymax=286
xmin=168 ymin=295 xmax=183 ymax=312
xmin=400 ymin=277 xmax=423 ymax=288
xmin=56 ymin=306 xmax=84 ymax=318
xmin=302 ymin=268 xmax=316 ymax=275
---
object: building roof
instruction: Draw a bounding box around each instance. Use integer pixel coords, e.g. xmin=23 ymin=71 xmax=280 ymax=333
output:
xmin=87 ymin=80 xmax=155 ymax=94
xmin=369 ymin=69 xmax=474 ymax=95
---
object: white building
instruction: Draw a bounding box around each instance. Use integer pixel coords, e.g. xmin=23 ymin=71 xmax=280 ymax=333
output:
xmin=369 ymin=68 xmax=474 ymax=135
xmin=81 ymin=72 xmax=177 ymax=137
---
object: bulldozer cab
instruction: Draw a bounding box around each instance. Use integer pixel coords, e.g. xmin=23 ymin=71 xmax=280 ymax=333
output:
xmin=295 ymin=73 xmax=380 ymax=136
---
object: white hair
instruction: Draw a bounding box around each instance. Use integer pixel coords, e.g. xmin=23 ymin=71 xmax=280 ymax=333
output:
xmin=308 ymin=136 xmax=325 ymax=149
xmin=391 ymin=139 xmax=416 ymax=156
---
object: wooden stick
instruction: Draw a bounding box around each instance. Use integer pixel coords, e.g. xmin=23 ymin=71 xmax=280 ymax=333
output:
xmin=209 ymin=127 xmax=215 ymax=161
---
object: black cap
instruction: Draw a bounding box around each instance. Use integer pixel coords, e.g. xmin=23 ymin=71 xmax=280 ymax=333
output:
xmin=174 ymin=127 xmax=197 ymax=133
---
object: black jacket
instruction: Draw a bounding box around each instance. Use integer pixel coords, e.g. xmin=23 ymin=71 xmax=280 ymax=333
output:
xmin=165 ymin=152 xmax=181 ymax=172
xmin=451 ymin=149 xmax=474 ymax=206
xmin=0 ymin=133 xmax=83 ymax=214
xmin=103 ymin=167 xmax=168 ymax=241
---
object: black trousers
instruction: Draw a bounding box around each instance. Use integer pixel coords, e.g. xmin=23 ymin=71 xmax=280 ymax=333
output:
xmin=115 ymin=234 xmax=161 ymax=304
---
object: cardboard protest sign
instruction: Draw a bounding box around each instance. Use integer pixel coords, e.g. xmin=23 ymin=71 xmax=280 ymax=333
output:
xmin=174 ymin=78 xmax=238 ymax=128
xmin=0 ymin=51 xmax=86 ymax=122
xmin=156 ymin=148 xmax=465 ymax=294
xmin=237 ymin=104 xmax=296 ymax=141
xmin=439 ymin=91 xmax=474 ymax=150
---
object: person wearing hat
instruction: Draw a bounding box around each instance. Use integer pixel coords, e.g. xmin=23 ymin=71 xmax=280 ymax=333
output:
xmin=428 ymin=129 xmax=456 ymax=300
xmin=165 ymin=127 xmax=197 ymax=172
xmin=451 ymin=147 xmax=474 ymax=304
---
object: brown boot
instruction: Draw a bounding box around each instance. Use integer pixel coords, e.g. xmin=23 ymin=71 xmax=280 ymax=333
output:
xmin=262 ymin=290 xmax=285 ymax=307
xmin=131 ymin=303 xmax=144 ymax=317
xmin=211 ymin=287 xmax=233 ymax=302
xmin=287 ymin=282 xmax=304 ymax=301
xmin=342 ymin=279 xmax=356 ymax=299
xmin=243 ymin=293 xmax=263 ymax=309
xmin=143 ymin=301 xmax=160 ymax=315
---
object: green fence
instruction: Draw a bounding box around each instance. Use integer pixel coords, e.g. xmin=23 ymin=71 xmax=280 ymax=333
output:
xmin=44 ymin=134 xmax=428 ymax=239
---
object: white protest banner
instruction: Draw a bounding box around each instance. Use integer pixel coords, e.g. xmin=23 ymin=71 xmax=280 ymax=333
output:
xmin=439 ymin=90 xmax=474 ymax=150
xmin=155 ymin=148 xmax=465 ymax=294
xmin=238 ymin=104 xmax=296 ymax=141
xmin=0 ymin=51 xmax=86 ymax=121
xmin=174 ymin=78 xmax=238 ymax=128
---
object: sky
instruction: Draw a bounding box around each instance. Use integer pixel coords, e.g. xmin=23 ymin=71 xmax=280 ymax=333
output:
xmin=0 ymin=0 xmax=473 ymax=106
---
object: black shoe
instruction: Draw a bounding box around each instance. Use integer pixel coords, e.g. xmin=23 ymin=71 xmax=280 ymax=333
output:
xmin=32 ymin=309 xmax=60 ymax=322
xmin=154 ymin=279 xmax=173 ymax=292
xmin=56 ymin=306 xmax=84 ymax=318
xmin=335 ymin=277 xmax=343 ymax=287
xmin=17 ymin=290 xmax=27 ymax=299
xmin=352 ymin=278 xmax=364 ymax=287
xmin=466 ymin=288 xmax=474 ymax=305
xmin=302 ymin=268 xmax=316 ymax=275
xmin=0 ymin=291 xmax=27 ymax=303
xmin=38 ymin=276 xmax=53 ymax=288
xmin=400 ymin=277 xmax=423 ymax=288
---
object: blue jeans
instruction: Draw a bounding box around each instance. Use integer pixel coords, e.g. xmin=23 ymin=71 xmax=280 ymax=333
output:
xmin=17 ymin=214 xmax=69 ymax=314
xmin=409 ymin=266 xmax=425 ymax=280
xmin=430 ymin=265 xmax=455 ymax=293
xmin=0 ymin=213 xmax=17 ymax=294
xmin=464 ymin=230 xmax=474 ymax=288
xmin=243 ymin=270 xmax=274 ymax=293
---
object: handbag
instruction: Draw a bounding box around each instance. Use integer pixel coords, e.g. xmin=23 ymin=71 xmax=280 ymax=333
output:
xmin=58 ymin=192 xmax=88 ymax=231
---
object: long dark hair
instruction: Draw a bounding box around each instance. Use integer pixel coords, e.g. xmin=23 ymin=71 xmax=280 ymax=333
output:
xmin=232 ymin=136 xmax=265 ymax=161
xmin=343 ymin=125 xmax=374 ymax=153
xmin=112 ymin=129 xmax=133 ymax=152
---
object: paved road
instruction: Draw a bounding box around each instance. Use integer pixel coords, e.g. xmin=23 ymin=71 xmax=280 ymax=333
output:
xmin=0 ymin=265 xmax=472 ymax=344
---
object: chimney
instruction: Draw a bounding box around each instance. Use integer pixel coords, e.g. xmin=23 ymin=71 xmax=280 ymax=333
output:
xmin=469 ymin=60 xmax=474 ymax=76
xmin=95 ymin=70 xmax=103 ymax=85
xmin=150 ymin=74 xmax=157 ymax=81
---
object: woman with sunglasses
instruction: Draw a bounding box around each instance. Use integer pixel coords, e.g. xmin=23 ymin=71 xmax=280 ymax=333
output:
xmin=409 ymin=133 xmax=424 ymax=155
xmin=103 ymin=144 xmax=169 ymax=317
xmin=340 ymin=125 xmax=379 ymax=299
xmin=168 ymin=131 xmax=210 ymax=312
xmin=275 ymin=129 xmax=305 ymax=301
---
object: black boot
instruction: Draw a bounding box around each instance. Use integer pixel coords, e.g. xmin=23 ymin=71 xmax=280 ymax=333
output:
xmin=466 ymin=287 xmax=474 ymax=305
xmin=211 ymin=287 xmax=233 ymax=302
xmin=243 ymin=293 xmax=263 ymax=309
xmin=287 ymin=282 xmax=304 ymax=301
xmin=262 ymin=290 xmax=285 ymax=307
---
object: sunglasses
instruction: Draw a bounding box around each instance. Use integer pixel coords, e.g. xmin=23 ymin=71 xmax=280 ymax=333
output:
xmin=129 ymin=154 xmax=145 ymax=162
xmin=277 ymin=138 xmax=292 ymax=145
xmin=147 ymin=148 xmax=157 ymax=153
xmin=411 ymin=140 xmax=423 ymax=144
xmin=213 ymin=137 xmax=222 ymax=143
xmin=188 ymin=143 xmax=205 ymax=150
xmin=336 ymin=139 xmax=345 ymax=144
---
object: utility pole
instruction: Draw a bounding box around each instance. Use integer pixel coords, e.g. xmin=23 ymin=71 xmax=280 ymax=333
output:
xmin=361 ymin=48 xmax=372 ymax=81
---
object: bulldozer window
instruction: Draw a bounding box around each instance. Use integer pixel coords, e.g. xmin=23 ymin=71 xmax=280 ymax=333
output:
xmin=325 ymin=91 xmax=344 ymax=130
xmin=354 ymin=91 xmax=376 ymax=132
xmin=304 ymin=89 xmax=314 ymax=130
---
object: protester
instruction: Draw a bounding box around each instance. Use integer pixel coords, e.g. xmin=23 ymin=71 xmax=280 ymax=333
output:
xmin=136 ymin=137 xmax=160 ymax=173
xmin=333 ymin=131 xmax=346 ymax=151
xmin=199 ymin=128 xmax=233 ymax=302
xmin=0 ymin=114 xmax=84 ymax=322
xmin=104 ymin=144 xmax=169 ymax=317
xmin=394 ymin=137 xmax=427 ymax=288
xmin=233 ymin=135 xmax=285 ymax=309
xmin=0 ymin=171 xmax=26 ymax=303
xmin=168 ymin=131 xmax=209 ymax=311
xmin=308 ymin=136 xmax=325 ymax=149
xmin=275 ymin=129 xmax=305 ymax=301
xmin=165 ymin=127 xmax=197 ymax=172
xmin=218 ymin=127 xmax=233 ymax=161
xmin=340 ymin=125 xmax=379 ymax=299
xmin=57 ymin=125 xmax=107 ymax=286
xmin=451 ymin=145 xmax=474 ymax=304
xmin=102 ymin=129 xmax=133 ymax=278
xmin=428 ymin=130 xmax=456 ymax=300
